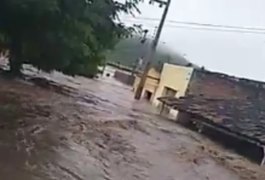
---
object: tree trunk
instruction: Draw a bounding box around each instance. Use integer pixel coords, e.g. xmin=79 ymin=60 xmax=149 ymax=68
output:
xmin=9 ymin=56 xmax=22 ymax=75
xmin=9 ymin=39 xmax=22 ymax=76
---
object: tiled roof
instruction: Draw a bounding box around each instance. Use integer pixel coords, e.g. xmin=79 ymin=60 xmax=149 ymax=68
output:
xmin=158 ymin=96 xmax=265 ymax=145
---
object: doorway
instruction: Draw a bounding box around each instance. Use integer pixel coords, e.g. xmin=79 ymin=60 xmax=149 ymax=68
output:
xmin=144 ymin=90 xmax=152 ymax=101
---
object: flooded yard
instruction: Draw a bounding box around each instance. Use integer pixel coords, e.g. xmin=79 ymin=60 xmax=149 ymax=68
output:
xmin=0 ymin=70 xmax=264 ymax=180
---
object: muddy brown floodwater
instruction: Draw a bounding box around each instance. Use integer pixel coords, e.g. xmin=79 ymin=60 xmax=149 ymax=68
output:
xmin=0 ymin=69 xmax=264 ymax=180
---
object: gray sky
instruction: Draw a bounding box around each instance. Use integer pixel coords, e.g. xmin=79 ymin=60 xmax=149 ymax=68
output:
xmin=120 ymin=0 xmax=265 ymax=81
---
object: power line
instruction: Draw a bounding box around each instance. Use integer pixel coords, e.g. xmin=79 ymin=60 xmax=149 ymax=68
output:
xmin=165 ymin=25 xmax=265 ymax=35
xmin=123 ymin=16 xmax=265 ymax=34
xmin=125 ymin=16 xmax=265 ymax=31
xmin=126 ymin=20 xmax=265 ymax=35
xmin=136 ymin=23 xmax=265 ymax=35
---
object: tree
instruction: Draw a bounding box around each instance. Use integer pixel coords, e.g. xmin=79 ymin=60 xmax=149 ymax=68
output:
xmin=0 ymin=0 xmax=142 ymax=76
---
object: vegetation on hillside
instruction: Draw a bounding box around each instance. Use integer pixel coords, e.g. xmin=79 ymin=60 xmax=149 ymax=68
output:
xmin=105 ymin=37 xmax=191 ymax=70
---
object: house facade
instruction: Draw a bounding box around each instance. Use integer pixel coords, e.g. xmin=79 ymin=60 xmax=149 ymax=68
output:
xmin=133 ymin=67 xmax=161 ymax=101
xmin=152 ymin=63 xmax=193 ymax=117
xmin=133 ymin=63 xmax=194 ymax=118
xmin=158 ymin=69 xmax=265 ymax=164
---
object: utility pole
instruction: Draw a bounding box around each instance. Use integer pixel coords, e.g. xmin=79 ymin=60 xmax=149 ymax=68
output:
xmin=134 ymin=0 xmax=171 ymax=100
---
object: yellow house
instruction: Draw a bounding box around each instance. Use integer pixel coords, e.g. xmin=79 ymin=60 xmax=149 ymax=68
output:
xmin=153 ymin=63 xmax=193 ymax=118
xmin=133 ymin=63 xmax=194 ymax=119
xmin=133 ymin=67 xmax=161 ymax=101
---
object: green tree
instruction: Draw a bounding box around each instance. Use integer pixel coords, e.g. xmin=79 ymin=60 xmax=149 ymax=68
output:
xmin=0 ymin=0 xmax=141 ymax=76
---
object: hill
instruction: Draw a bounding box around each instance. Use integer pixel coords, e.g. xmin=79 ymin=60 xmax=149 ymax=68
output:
xmin=105 ymin=38 xmax=192 ymax=69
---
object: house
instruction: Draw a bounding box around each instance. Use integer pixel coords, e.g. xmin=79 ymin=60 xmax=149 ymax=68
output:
xmin=100 ymin=63 xmax=136 ymax=85
xmin=133 ymin=67 xmax=161 ymax=101
xmin=100 ymin=65 xmax=118 ymax=78
xmin=158 ymin=69 xmax=265 ymax=164
xmin=152 ymin=63 xmax=193 ymax=117
xmin=133 ymin=63 xmax=193 ymax=118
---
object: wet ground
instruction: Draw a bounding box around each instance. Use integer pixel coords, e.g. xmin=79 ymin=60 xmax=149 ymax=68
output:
xmin=0 ymin=69 xmax=264 ymax=180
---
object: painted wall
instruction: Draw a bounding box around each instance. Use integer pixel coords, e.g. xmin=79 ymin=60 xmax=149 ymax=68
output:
xmin=153 ymin=63 xmax=194 ymax=118
xmin=133 ymin=68 xmax=160 ymax=100
xmin=101 ymin=65 xmax=117 ymax=77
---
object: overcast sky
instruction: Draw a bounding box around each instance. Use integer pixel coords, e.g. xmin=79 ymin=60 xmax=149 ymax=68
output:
xmin=120 ymin=0 xmax=265 ymax=81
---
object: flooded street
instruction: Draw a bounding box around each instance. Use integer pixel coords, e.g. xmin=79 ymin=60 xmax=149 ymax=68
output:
xmin=0 ymin=70 xmax=264 ymax=180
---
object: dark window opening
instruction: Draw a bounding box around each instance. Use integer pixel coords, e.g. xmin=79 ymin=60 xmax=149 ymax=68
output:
xmin=163 ymin=87 xmax=177 ymax=97
xmin=144 ymin=91 xmax=152 ymax=101
xmin=160 ymin=87 xmax=177 ymax=115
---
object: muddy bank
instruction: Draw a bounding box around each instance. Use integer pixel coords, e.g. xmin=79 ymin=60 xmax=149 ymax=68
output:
xmin=0 ymin=72 xmax=264 ymax=180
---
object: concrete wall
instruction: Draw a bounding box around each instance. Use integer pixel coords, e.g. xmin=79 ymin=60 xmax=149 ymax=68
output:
xmin=102 ymin=65 xmax=117 ymax=78
xmin=114 ymin=70 xmax=135 ymax=85
xmin=153 ymin=63 xmax=193 ymax=118
xmin=100 ymin=65 xmax=135 ymax=85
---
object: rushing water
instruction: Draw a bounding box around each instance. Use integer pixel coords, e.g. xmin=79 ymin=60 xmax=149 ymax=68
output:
xmin=0 ymin=69 xmax=261 ymax=180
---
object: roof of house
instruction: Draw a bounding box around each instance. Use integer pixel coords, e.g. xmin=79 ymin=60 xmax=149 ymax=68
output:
xmin=198 ymin=69 xmax=265 ymax=86
xmin=135 ymin=67 xmax=161 ymax=81
xmin=158 ymin=96 xmax=265 ymax=145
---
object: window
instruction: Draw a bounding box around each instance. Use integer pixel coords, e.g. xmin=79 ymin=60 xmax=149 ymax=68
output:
xmin=160 ymin=87 xmax=177 ymax=115
xmin=162 ymin=87 xmax=177 ymax=97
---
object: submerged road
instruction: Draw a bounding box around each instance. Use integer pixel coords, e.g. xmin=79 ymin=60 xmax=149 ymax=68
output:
xmin=0 ymin=70 xmax=263 ymax=180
